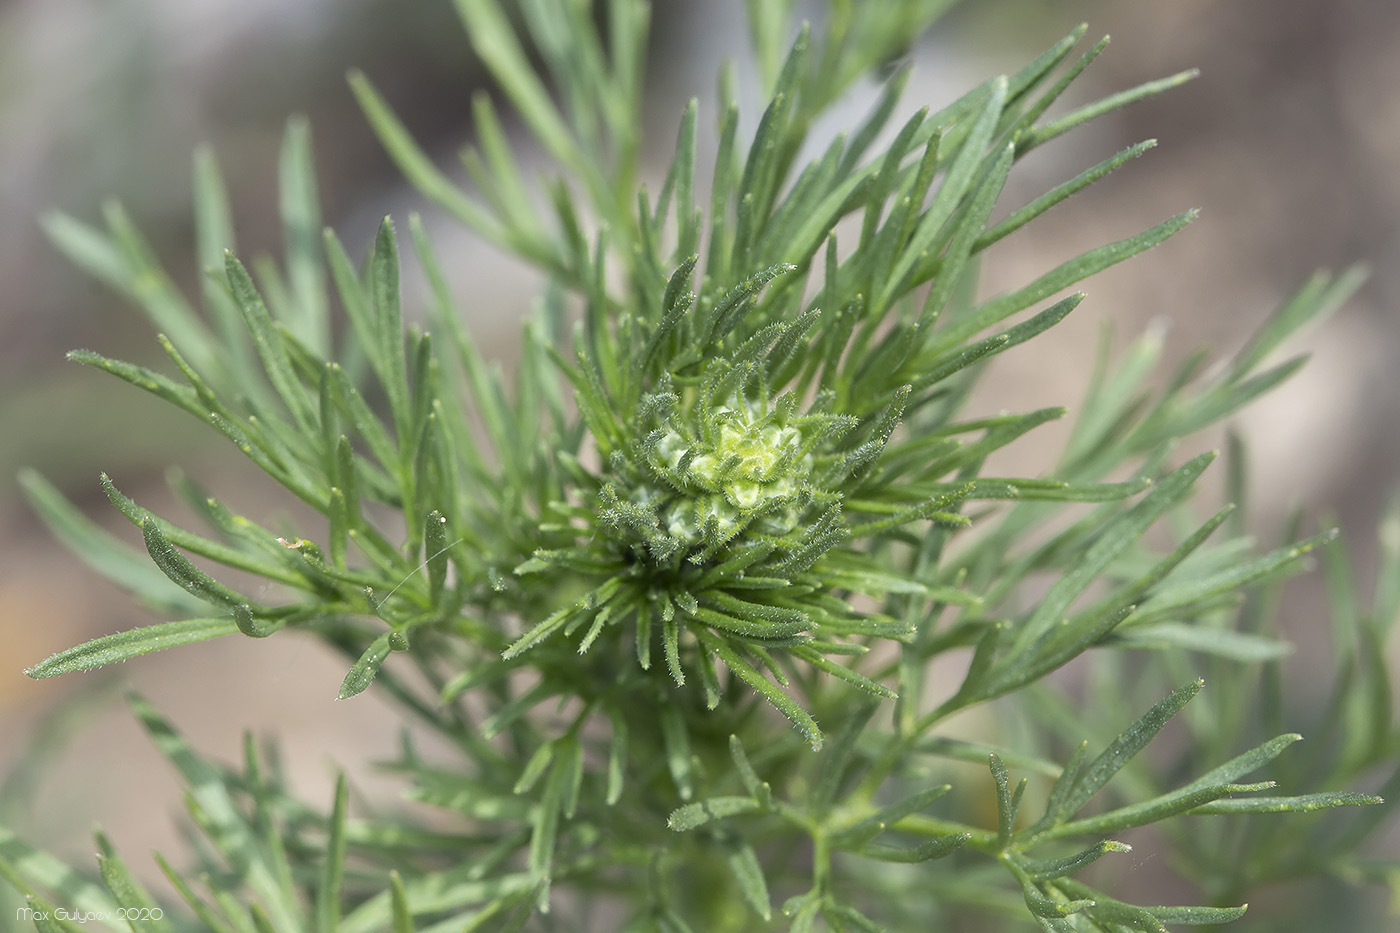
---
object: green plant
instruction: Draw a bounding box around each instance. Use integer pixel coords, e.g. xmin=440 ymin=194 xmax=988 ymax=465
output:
xmin=3 ymin=1 xmax=1396 ymax=930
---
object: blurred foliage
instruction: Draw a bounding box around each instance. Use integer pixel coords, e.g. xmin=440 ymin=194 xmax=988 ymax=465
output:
xmin=1 ymin=1 xmax=1396 ymax=930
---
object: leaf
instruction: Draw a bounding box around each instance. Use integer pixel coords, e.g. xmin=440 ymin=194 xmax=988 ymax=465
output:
xmin=638 ymin=255 xmax=698 ymax=372
xmin=0 ymin=829 xmax=122 ymax=923
xmin=192 ymin=147 xmax=258 ymax=389
xmin=723 ymin=838 xmax=772 ymax=921
xmin=1132 ymin=528 xmax=1338 ymax=623
xmin=368 ymin=217 xmax=412 ymax=444
xmin=47 ymin=204 xmax=221 ymax=381
xmin=878 ymin=76 xmax=1009 ymax=316
xmin=990 ymin=753 xmax=1024 ymax=847
xmin=65 ymin=349 xmax=204 ymax=421
xmin=706 ymin=99 xmax=741 ymax=282
xmin=1019 ymin=68 xmax=1200 ymax=151
xmin=730 ymin=26 xmax=808 ymax=264
xmin=791 ymin=647 xmax=896 ymax=699
xmin=1039 ymin=733 xmax=1304 ymax=841
xmin=1138 ymin=355 xmax=1310 ymax=446
xmin=389 ymin=872 xmax=414 ymax=933
xmin=527 ymin=751 xmax=570 ymax=906
xmin=667 ymin=797 xmax=762 ymax=832
xmin=1052 ymin=681 xmax=1203 ymax=825
xmin=1055 ymin=878 xmax=1246 ymax=929
xmin=1189 ymin=792 xmax=1382 ymax=815
xmin=697 ymin=262 xmax=795 ymax=347
xmin=859 ymin=833 xmax=970 ymax=863
xmin=698 ymin=629 xmax=823 ymax=750
xmin=41 ymin=212 xmax=128 ymax=298
xmin=154 ymin=853 xmax=239 ymax=933
xmin=939 ymin=210 xmax=1196 ymax=350
xmin=19 ymin=893 xmax=98 ymax=933
xmin=95 ymin=831 xmax=167 ymax=933
xmin=913 ymin=139 xmax=1015 ymax=323
xmin=975 ymin=139 xmax=1158 ymax=251
xmin=689 ymin=603 xmax=810 ymax=641
xmin=127 ymin=695 xmax=302 ymax=931
xmin=1111 ymin=623 xmax=1293 ymax=661
xmin=278 ymin=116 xmax=330 ymax=357
xmin=465 ymin=93 xmax=544 ymax=247
xmin=348 ymin=70 xmax=496 ymax=234
xmin=1002 ymin=452 xmax=1215 ymax=668
xmin=339 ymin=870 xmax=536 ymax=933
xmin=339 ymin=631 xmax=396 ymax=700
xmin=831 ymin=783 xmax=953 ymax=849
xmin=139 ymin=518 xmax=249 ymax=610
xmin=24 ymin=617 xmax=241 ymax=679
xmin=101 ymin=474 xmax=307 ymax=589
xmin=1231 ymin=265 xmax=1367 ymax=381
xmin=819 ymin=902 xmax=888 ymax=933
xmin=1019 ymin=840 xmax=1131 ymax=881
xmin=18 ymin=470 xmax=192 ymax=611
xmin=424 ymin=510 xmax=451 ymax=606
xmin=315 ymin=775 xmax=351 ymax=931
xmin=660 ymin=703 xmax=694 ymax=800
xmin=224 ymin=251 xmax=316 ymax=432
xmin=451 ymin=0 xmax=578 ymax=168
xmin=727 ymin=735 xmax=773 ymax=809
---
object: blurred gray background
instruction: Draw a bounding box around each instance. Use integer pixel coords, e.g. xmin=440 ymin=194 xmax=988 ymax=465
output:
xmin=1 ymin=0 xmax=1396 ymax=924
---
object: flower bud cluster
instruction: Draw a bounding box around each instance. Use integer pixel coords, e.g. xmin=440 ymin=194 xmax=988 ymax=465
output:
xmin=649 ymin=400 xmax=812 ymax=545
xmin=598 ymin=392 xmax=823 ymax=565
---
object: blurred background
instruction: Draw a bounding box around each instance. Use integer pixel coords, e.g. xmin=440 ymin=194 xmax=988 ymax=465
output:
xmin=1 ymin=0 xmax=1397 ymax=925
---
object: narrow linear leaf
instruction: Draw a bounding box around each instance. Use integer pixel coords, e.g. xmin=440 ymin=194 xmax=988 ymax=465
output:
xmin=339 ymin=631 xmax=396 ymax=700
xmin=278 ymin=116 xmax=329 ymax=356
xmin=18 ymin=470 xmax=192 ymax=610
xmin=1057 ymin=680 xmax=1203 ymax=823
xmin=390 ymin=871 xmax=414 ymax=933
xmin=1021 ymin=69 xmax=1200 ymax=151
xmin=0 ymin=829 xmax=122 ymax=922
xmin=723 ymin=839 xmax=772 ymax=921
xmin=315 ymin=774 xmax=351 ymax=931
xmin=667 ymin=797 xmax=761 ymax=832
xmin=1007 ymin=451 xmax=1215 ymax=662
xmin=95 ymin=835 xmax=165 ymax=933
xmin=1112 ymin=623 xmax=1293 ymax=661
xmin=24 ymin=617 xmax=240 ymax=679
xmin=1020 ymin=840 xmax=1132 ymax=881
xmin=1189 ymin=792 xmax=1382 ymax=815
xmin=699 ymin=629 xmax=823 ymax=750
xmin=975 ymin=139 xmax=1158 ymax=251
xmin=139 ymin=518 xmax=252 ymax=610
xmin=224 ymin=251 xmax=316 ymax=431
xmin=942 ymin=211 xmax=1196 ymax=349
xmin=349 ymin=70 xmax=495 ymax=233
xmin=860 ymin=833 xmax=970 ymax=863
